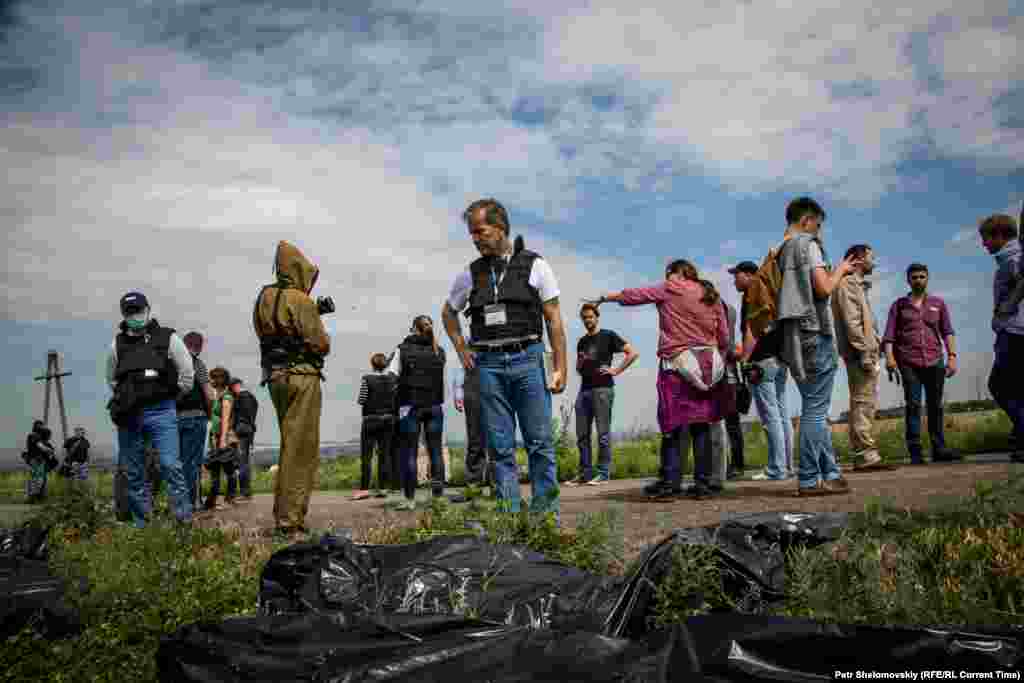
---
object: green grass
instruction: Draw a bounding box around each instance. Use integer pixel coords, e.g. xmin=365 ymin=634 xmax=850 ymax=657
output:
xmin=3 ymin=463 xmax=1022 ymax=681
xmin=2 ymin=410 xmax=1014 ymax=504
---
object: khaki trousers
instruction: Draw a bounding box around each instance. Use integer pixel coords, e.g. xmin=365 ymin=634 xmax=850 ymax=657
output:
xmin=268 ymin=372 xmax=322 ymax=529
xmin=845 ymin=359 xmax=879 ymax=459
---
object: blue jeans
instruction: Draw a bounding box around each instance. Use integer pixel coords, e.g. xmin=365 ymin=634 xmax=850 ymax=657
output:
xmin=177 ymin=414 xmax=208 ymax=506
xmin=116 ymin=399 xmax=193 ymax=527
xmin=476 ymin=342 xmax=558 ymax=517
xmin=750 ymin=357 xmax=794 ymax=479
xmin=989 ymin=331 xmax=1024 ymax=446
xmin=792 ymin=333 xmax=842 ymax=489
xmin=898 ymin=362 xmax=948 ymax=459
xmin=398 ymin=404 xmax=444 ymax=499
xmin=575 ymin=386 xmax=615 ymax=479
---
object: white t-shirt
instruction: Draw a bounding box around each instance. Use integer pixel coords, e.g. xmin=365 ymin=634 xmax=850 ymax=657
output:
xmin=447 ymin=255 xmax=560 ymax=313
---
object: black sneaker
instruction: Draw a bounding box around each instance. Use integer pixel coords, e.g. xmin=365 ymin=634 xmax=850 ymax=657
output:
xmin=644 ymin=480 xmax=682 ymax=498
xmin=931 ymin=449 xmax=963 ymax=463
xmin=726 ymin=468 xmax=742 ymax=480
xmin=1010 ymin=451 xmax=1024 ymax=464
xmin=684 ymin=483 xmax=714 ymax=499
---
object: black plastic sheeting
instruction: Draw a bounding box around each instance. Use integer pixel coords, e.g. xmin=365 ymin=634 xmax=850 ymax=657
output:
xmin=155 ymin=512 xmax=1023 ymax=681
xmin=0 ymin=523 xmax=85 ymax=641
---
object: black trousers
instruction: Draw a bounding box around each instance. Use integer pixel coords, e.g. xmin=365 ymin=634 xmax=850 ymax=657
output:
xmin=725 ymin=412 xmax=745 ymax=471
xmin=462 ymin=366 xmax=494 ymax=485
xmin=360 ymin=415 xmax=395 ymax=490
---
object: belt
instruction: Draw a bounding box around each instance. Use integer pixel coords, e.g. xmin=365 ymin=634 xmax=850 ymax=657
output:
xmin=471 ymin=339 xmax=539 ymax=353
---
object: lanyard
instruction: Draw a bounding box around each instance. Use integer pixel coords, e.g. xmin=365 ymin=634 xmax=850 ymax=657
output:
xmin=489 ymin=255 xmax=510 ymax=301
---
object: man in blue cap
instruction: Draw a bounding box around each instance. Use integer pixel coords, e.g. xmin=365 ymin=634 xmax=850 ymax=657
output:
xmin=105 ymin=291 xmax=195 ymax=527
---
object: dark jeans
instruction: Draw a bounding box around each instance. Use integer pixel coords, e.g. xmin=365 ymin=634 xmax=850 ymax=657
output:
xmin=399 ymin=405 xmax=444 ymax=500
xmin=360 ymin=415 xmax=395 ymax=490
xmin=462 ymin=366 xmax=494 ymax=486
xmin=725 ymin=412 xmax=745 ymax=471
xmin=989 ymin=331 xmax=1024 ymax=447
xmin=575 ymin=386 xmax=615 ymax=479
xmin=231 ymin=435 xmax=253 ymax=498
xmin=898 ymin=361 xmax=947 ymax=460
xmin=661 ymin=423 xmax=712 ymax=486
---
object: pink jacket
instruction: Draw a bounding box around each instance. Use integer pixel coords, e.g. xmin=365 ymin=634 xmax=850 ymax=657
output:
xmin=620 ymin=279 xmax=729 ymax=359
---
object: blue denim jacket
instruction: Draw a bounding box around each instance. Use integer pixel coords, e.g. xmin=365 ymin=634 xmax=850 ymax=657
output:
xmin=992 ymin=239 xmax=1024 ymax=336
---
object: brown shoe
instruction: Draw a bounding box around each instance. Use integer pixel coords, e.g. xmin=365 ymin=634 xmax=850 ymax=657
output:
xmin=796 ymin=482 xmax=829 ymax=497
xmin=823 ymin=477 xmax=851 ymax=494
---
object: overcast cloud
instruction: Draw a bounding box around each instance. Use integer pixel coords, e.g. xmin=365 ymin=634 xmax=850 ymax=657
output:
xmin=2 ymin=0 xmax=1020 ymax=448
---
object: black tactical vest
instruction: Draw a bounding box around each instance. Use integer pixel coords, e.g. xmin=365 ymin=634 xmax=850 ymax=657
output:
xmin=362 ymin=373 xmax=398 ymax=417
xmin=466 ymin=248 xmax=544 ymax=343
xmin=398 ymin=335 xmax=446 ymax=408
xmin=114 ymin=321 xmax=180 ymax=407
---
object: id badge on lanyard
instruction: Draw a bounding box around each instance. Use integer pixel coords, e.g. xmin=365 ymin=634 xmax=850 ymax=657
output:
xmin=485 ymin=260 xmax=508 ymax=326
xmin=484 ymin=304 xmax=507 ymax=326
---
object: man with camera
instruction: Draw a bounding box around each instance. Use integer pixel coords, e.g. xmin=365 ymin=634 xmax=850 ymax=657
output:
xmin=731 ymin=261 xmax=795 ymax=481
xmin=253 ymin=240 xmax=332 ymax=538
xmin=105 ymin=291 xmax=195 ymax=527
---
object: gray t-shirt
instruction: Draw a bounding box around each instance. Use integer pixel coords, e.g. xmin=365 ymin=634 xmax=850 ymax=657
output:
xmin=776 ymin=233 xmax=834 ymax=335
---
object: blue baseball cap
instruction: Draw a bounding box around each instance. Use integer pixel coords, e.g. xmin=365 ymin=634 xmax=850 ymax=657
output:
xmin=119 ymin=291 xmax=149 ymax=316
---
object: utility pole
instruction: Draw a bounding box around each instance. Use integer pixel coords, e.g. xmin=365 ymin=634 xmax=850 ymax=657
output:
xmin=33 ymin=350 xmax=72 ymax=445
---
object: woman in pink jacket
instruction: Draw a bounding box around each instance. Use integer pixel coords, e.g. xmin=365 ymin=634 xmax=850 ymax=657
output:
xmin=588 ymin=259 xmax=730 ymax=498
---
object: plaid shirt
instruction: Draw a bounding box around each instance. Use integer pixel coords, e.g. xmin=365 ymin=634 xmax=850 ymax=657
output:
xmin=882 ymin=294 xmax=955 ymax=368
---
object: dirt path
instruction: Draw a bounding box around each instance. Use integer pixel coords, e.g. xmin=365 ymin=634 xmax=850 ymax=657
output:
xmin=198 ymin=457 xmax=1020 ymax=568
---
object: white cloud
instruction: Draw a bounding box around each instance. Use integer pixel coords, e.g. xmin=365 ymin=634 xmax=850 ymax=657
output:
xmin=539 ymin=1 xmax=1023 ymax=203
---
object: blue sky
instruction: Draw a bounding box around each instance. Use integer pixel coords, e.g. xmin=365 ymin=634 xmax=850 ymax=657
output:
xmin=2 ymin=0 xmax=1021 ymax=455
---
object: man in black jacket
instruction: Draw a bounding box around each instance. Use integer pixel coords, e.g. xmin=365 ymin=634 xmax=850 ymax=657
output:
xmin=61 ymin=427 xmax=91 ymax=481
xmin=228 ymin=376 xmax=259 ymax=502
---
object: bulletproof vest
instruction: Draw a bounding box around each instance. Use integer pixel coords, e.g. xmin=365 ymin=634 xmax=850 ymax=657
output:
xmin=177 ymin=355 xmax=206 ymax=413
xmin=362 ymin=372 xmax=398 ymax=417
xmin=114 ymin=321 xmax=180 ymax=407
xmin=398 ymin=335 xmax=446 ymax=408
xmin=254 ymin=284 xmax=325 ymax=372
xmin=466 ymin=248 xmax=543 ymax=343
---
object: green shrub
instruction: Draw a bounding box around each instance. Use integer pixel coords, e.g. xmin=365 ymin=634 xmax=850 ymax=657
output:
xmin=1 ymin=485 xmax=288 ymax=683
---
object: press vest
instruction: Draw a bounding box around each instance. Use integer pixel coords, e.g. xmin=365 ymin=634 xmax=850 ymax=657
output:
xmin=466 ymin=248 xmax=544 ymax=343
xmin=362 ymin=373 xmax=399 ymax=417
xmin=398 ymin=336 xmax=446 ymax=408
xmin=114 ymin=321 xmax=180 ymax=407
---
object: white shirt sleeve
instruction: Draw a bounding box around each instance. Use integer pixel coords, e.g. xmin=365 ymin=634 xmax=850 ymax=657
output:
xmin=447 ymin=269 xmax=473 ymax=312
xmin=168 ymin=333 xmax=194 ymax=395
xmin=106 ymin=339 xmax=117 ymax=393
xmin=385 ymin=347 xmax=402 ymax=376
xmin=529 ymin=257 xmax=560 ymax=303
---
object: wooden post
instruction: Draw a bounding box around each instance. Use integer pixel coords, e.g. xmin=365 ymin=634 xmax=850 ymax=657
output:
xmin=33 ymin=350 xmax=73 ymax=445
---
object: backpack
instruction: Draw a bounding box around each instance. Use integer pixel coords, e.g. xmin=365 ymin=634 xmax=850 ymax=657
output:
xmin=232 ymin=391 xmax=258 ymax=437
xmin=742 ymin=240 xmax=792 ymax=339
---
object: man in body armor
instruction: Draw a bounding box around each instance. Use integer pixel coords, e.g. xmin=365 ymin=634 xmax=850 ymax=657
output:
xmin=353 ymin=353 xmax=398 ymax=500
xmin=104 ymin=291 xmax=195 ymax=527
xmin=253 ymin=241 xmax=331 ymax=537
xmin=442 ymin=198 xmax=568 ymax=518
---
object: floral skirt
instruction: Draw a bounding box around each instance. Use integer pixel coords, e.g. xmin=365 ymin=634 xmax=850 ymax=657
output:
xmin=656 ymin=350 xmax=729 ymax=434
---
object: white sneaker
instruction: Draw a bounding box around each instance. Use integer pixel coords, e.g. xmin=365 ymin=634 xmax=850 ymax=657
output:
xmin=751 ymin=472 xmax=770 ymax=481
